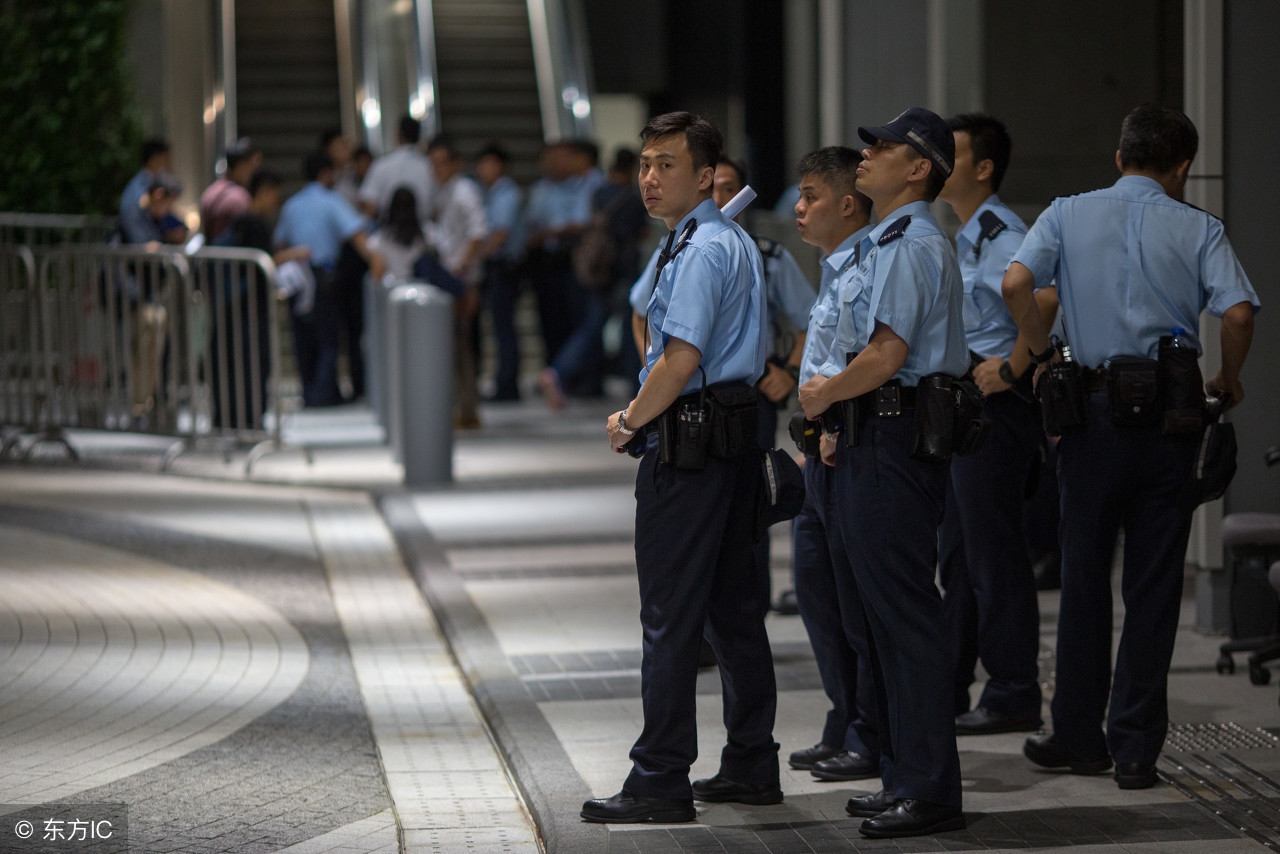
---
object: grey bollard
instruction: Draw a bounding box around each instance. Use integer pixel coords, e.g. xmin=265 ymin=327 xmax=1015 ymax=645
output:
xmin=366 ymin=278 xmax=393 ymax=434
xmin=386 ymin=283 xmax=454 ymax=485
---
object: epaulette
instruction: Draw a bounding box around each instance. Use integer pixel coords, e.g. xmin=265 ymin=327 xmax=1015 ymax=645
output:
xmin=977 ymin=210 xmax=1007 ymax=243
xmin=752 ymin=235 xmax=783 ymax=259
xmin=1180 ymin=200 xmax=1222 ymax=222
xmin=877 ymin=215 xmax=911 ymax=246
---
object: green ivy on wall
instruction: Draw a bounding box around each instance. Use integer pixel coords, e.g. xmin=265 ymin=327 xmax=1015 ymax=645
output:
xmin=0 ymin=1 xmax=143 ymax=214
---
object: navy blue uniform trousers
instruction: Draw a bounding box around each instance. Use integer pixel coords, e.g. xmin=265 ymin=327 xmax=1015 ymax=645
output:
xmin=834 ymin=413 xmax=962 ymax=807
xmin=626 ymin=436 xmax=780 ymax=799
xmin=939 ymin=392 xmax=1043 ymax=718
xmin=1052 ymin=393 xmax=1198 ymax=766
xmin=793 ymin=457 xmax=880 ymax=757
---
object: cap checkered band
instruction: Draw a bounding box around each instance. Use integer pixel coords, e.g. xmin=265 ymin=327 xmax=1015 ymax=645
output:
xmin=906 ymin=129 xmax=953 ymax=177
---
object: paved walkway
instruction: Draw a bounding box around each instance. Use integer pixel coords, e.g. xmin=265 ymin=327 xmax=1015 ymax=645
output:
xmin=2 ymin=398 xmax=1280 ymax=852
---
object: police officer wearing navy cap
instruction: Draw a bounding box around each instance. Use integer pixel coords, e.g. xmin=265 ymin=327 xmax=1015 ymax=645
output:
xmin=1004 ymin=104 xmax=1259 ymax=790
xmin=937 ymin=113 xmax=1055 ymax=735
xmin=786 ymin=147 xmax=882 ymax=783
xmin=799 ymin=107 xmax=967 ymax=838
xmin=582 ymin=111 xmax=778 ymax=824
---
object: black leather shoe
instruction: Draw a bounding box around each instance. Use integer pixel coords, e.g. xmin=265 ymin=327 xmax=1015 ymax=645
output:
xmin=788 ymin=742 xmax=841 ymax=770
xmin=691 ymin=774 xmax=783 ymax=805
xmin=1115 ymin=762 xmax=1158 ymax=789
xmin=811 ymin=751 xmax=879 ymax=781
xmin=1023 ymin=732 xmax=1113 ymax=775
xmin=860 ymin=799 xmax=965 ymax=838
xmin=580 ymin=791 xmax=696 ymax=824
xmin=846 ymin=789 xmax=896 ymax=817
xmin=955 ymin=706 xmax=1044 ymax=735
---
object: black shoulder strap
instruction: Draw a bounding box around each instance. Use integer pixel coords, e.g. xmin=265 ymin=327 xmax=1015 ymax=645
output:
xmin=877 ymin=215 xmax=911 ymax=246
xmin=972 ymin=209 xmax=1008 ymax=259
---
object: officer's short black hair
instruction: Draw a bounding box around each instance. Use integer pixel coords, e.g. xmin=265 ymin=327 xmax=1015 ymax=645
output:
xmin=611 ymin=147 xmax=637 ymax=174
xmin=718 ymin=157 xmax=749 ymax=187
xmin=1119 ymin=104 xmax=1198 ymax=174
xmin=249 ymin=169 xmax=282 ymax=197
xmin=320 ymin=127 xmax=343 ymax=149
xmin=399 ymin=115 xmax=422 ymax=145
xmin=304 ymin=151 xmax=334 ymax=182
xmin=140 ymin=138 xmax=169 ymax=166
xmin=947 ymin=113 xmax=1012 ymax=192
xmin=477 ymin=142 xmax=511 ymax=165
xmin=566 ymin=138 xmax=600 ymax=165
xmin=426 ymin=134 xmax=460 ymax=159
xmin=225 ymin=138 xmax=258 ymax=172
xmin=353 ymin=145 xmax=373 ymax=162
xmin=795 ymin=147 xmax=871 ymax=217
xmin=640 ymin=112 xmax=722 ymax=173
xmin=903 ymin=147 xmax=949 ymax=201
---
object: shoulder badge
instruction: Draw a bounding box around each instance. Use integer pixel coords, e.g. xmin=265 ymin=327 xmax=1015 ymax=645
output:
xmin=877 ymin=215 xmax=912 ymax=246
xmin=977 ymin=210 xmax=1007 ymax=242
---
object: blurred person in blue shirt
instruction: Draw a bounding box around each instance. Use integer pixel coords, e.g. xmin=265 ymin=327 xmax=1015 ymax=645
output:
xmin=274 ymin=151 xmax=374 ymax=407
xmin=475 ymin=143 xmax=524 ymax=401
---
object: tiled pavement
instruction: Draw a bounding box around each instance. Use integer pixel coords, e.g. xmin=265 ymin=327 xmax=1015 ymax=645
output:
xmin=3 ymin=398 xmax=1280 ymax=852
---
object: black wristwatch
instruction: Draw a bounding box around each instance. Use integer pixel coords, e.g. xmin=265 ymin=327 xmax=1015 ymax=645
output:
xmin=998 ymin=361 xmax=1017 ymax=384
xmin=785 ymin=364 xmax=800 ymax=383
xmin=1028 ymin=343 xmax=1056 ymax=366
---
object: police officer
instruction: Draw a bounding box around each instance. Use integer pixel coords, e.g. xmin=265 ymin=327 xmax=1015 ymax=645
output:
xmin=937 ymin=113 xmax=1054 ymax=734
xmin=711 ymin=156 xmax=815 ymax=615
xmin=798 ymin=107 xmax=967 ymax=838
xmin=786 ymin=147 xmax=881 ymax=783
xmin=582 ymin=112 xmax=777 ymax=824
xmin=273 ymin=151 xmax=373 ymax=408
xmin=1004 ymin=104 xmax=1259 ymax=790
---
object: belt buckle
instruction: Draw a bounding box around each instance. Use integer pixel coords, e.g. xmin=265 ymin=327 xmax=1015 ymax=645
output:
xmin=875 ymin=385 xmax=901 ymax=417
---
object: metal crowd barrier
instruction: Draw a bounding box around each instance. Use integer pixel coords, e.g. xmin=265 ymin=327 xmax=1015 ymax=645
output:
xmin=0 ymin=241 xmax=285 ymax=472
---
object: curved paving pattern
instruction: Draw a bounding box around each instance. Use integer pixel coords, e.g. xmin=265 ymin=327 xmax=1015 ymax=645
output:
xmin=0 ymin=523 xmax=309 ymax=804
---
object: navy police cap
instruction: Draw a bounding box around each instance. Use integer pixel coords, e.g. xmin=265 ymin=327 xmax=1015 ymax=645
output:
xmin=858 ymin=107 xmax=955 ymax=177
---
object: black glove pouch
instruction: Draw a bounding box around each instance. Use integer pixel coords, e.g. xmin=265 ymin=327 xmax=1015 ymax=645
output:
xmin=1106 ymin=356 xmax=1162 ymax=428
xmin=1038 ymin=360 xmax=1087 ymax=436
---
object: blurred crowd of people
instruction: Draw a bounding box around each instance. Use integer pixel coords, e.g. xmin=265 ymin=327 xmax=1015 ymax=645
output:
xmin=116 ymin=116 xmax=651 ymax=428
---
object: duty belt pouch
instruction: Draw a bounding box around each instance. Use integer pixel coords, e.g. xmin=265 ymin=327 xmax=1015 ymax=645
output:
xmin=1106 ymin=356 xmax=1162 ymax=428
xmin=912 ymin=375 xmax=955 ymax=462
xmin=1159 ymin=336 xmax=1207 ymax=435
xmin=706 ymin=382 xmax=759 ymax=458
xmin=788 ymin=410 xmax=821 ymax=457
xmin=674 ymin=404 xmax=709 ymax=470
xmin=952 ymin=378 xmax=991 ymax=455
xmin=657 ymin=408 xmax=677 ymax=466
xmin=1038 ymin=360 xmax=1087 ymax=437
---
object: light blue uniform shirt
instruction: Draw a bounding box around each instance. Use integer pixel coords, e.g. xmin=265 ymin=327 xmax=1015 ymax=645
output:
xmin=800 ymin=225 xmax=874 ymax=385
xmin=955 ymin=194 xmax=1028 ymax=359
xmin=632 ymin=236 xmax=813 ymax=358
xmin=483 ymin=175 xmax=523 ymax=261
xmin=818 ymin=200 xmax=969 ymax=385
xmin=1013 ymin=175 xmax=1260 ymax=367
xmin=760 ymin=240 xmax=817 ymax=354
xmin=273 ymin=182 xmax=366 ymax=270
xmin=522 ymin=177 xmax=578 ymax=252
xmin=641 ymin=198 xmax=768 ymax=394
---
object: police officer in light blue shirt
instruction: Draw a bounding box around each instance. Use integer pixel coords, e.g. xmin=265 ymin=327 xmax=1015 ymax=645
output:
xmin=273 ymin=151 xmax=371 ymax=407
xmin=476 ymin=144 xmax=524 ymax=401
xmin=936 ymin=114 xmax=1055 ymax=738
xmin=1005 ymin=104 xmax=1259 ymax=791
xmin=799 ymin=107 xmax=967 ymax=839
xmin=583 ymin=112 xmax=776 ymax=826
xmin=783 ymin=147 xmax=881 ymax=788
